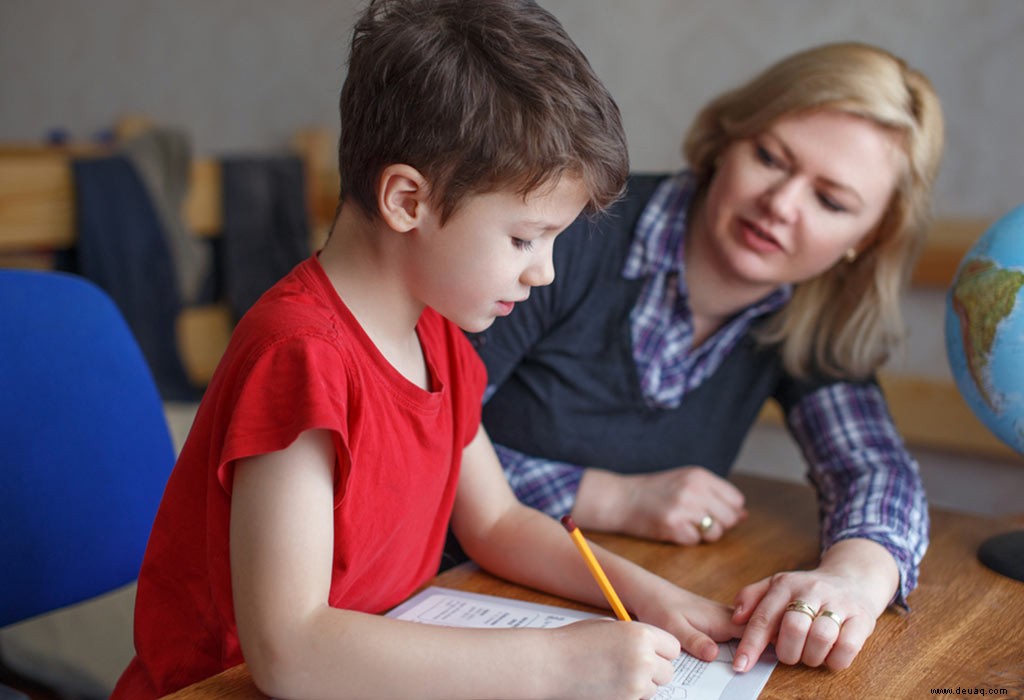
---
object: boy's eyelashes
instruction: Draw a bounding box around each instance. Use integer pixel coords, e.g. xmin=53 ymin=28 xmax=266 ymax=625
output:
xmin=512 ymin=237 xmax=535 ymax=251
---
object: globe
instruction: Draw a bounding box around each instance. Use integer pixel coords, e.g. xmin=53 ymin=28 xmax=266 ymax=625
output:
xmin=944 ymin=202 xmax=1024 ymax=583
xmin=945 ymin=203 xmax=1024 ymax=455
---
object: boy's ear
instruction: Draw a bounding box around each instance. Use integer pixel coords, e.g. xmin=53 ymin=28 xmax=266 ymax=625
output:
xmin=377 ymin=164 xmax=432 ymax=233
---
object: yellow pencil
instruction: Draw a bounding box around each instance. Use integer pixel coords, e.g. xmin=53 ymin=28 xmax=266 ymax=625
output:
xmin=561 ymin=515 xmax=631 ymax=621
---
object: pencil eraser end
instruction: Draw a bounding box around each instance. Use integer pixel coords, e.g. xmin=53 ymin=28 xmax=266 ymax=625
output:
xmin=560 ymin=514 xmax=577 ymax=532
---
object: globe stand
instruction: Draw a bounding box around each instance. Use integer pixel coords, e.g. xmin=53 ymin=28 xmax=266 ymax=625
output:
xmin=977 ymin=530 xmax=1024 ymax=583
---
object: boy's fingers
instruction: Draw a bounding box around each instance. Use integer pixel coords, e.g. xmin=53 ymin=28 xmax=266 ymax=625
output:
xmin=642 ymin=623 xmax=682 ymax=661
xmin=677 ymin=627 xmax=720 ymax=662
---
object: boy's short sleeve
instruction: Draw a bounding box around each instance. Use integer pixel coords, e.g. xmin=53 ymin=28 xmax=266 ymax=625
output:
xmin=215 ymin=331 xmax=352 ymax=497
xmin=212 ymin=307 xmax=488 ymax=495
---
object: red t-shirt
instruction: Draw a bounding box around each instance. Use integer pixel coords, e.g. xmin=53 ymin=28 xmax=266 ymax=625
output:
xmin=112 ymin=257 xmax=486 ymax=698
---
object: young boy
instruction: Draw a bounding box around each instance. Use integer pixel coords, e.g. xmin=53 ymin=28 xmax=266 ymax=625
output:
xmin=113 ymin=1 xmax=741 ymax=698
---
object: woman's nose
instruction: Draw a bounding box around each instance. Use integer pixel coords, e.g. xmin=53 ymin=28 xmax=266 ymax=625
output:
xmin=761 ymin=175 xmax=801 ymax=223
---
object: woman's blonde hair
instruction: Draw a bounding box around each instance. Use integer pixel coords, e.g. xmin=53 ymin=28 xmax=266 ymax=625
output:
xmin=684 ymin=42 xmax=945 ymax=379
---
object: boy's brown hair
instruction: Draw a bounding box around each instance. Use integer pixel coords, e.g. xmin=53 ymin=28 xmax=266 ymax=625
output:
xmin=338 ymin=0 xmax=627 ymax=223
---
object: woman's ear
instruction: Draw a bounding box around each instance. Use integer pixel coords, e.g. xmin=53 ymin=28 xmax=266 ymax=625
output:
xmin=376 ymin=164 xmax=431 ymax=233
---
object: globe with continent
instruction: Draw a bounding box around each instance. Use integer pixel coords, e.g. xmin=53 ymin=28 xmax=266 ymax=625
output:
xmin=945 ymin=203 xmax=1024 ymax=455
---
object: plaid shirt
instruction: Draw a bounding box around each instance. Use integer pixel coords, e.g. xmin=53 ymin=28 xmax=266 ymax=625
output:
xmin=492 ymin=172 xmax=928 ymax=605
xmin=621 ymin=173 xmax=790 ymax=408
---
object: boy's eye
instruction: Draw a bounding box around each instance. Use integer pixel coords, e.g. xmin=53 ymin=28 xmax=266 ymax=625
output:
xmin=512 ymin=237 xmax=535 ymax=251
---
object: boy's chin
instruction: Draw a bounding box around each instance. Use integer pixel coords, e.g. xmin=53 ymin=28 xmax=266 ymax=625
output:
xmin=440 ymin=309 xmax=499 ymax=334
xmin=456 ymin=316 xmax=497 ymax=334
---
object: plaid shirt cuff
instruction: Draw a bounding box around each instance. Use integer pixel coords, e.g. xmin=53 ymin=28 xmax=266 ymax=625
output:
xmin=492 ymin=442 xmax=584 ymax=519
xmin=787 ymin=382 xmax=930 ymax=609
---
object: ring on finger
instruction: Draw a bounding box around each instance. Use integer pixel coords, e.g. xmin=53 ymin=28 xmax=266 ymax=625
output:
xmin=697 ymin=515 xmax=714 ymax=533
xmin=784 ymin=599 xmax=817 ymax=620
xmin=816 ymin=609 xmax=843 ymax=627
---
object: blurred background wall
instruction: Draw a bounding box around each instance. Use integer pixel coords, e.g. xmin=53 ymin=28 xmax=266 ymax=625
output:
xmin=4 ymin=0 xmax=1022 ymax=217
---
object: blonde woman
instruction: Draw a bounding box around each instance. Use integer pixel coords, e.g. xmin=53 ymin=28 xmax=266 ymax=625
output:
xmin=472 ymin=42 xmax=943 ymax=672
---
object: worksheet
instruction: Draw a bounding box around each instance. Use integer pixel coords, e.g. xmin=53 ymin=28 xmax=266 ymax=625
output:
xmin=387 ymin=586 xmax=776 ymax=700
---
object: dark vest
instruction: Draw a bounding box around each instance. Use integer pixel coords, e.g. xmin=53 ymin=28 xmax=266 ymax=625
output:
xmin=473 ymin=174 xmax=831 ymax=476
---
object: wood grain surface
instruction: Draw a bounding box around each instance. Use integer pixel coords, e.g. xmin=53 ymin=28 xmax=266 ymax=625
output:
xmin=161 ymin=474 xmax=1024 ymax=699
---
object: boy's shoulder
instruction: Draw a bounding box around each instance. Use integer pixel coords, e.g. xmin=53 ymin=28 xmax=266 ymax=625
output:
xmin=226 ymin=258 xmax=352 ymax=364
xmin=236 ymin=258 xmax=330 ymax=324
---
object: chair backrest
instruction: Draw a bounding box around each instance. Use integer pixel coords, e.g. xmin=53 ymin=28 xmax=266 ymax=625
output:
xmin=0 ymin=269 xmax=175 ymax=628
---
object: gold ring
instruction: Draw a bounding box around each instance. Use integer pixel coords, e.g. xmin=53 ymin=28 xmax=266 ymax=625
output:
xmin=817 ymin=609 xmax=843 ymax=627
xmin=698 ymin=515 xmax=714 ymax=533
xmin=784 ymin=599 xmax=817 ymax=620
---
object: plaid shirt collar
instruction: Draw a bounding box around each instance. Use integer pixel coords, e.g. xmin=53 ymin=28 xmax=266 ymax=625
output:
xmin=622 ymin=171 xmax=791 ymax=409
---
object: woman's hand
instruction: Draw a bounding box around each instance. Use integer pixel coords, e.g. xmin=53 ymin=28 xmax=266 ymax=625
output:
xmin=730 ymin=539 xmax=900 ymax=672
xmin=574 ymin=466 xmax=747 ymax=544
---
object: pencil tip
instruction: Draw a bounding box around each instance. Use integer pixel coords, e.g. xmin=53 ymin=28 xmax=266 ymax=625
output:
xmin=560 ymin=514 xmax=576 ymax=532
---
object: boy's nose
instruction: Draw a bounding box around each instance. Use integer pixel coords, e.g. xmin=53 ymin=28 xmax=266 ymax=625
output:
xmin=522 ymin=249 xmax=555 ymax=287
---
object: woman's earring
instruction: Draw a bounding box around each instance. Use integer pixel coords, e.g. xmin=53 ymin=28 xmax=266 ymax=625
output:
xmin=844 ymin=248 xmax=857 ymax=263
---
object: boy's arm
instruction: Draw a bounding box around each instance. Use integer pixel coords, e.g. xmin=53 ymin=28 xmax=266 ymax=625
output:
xmin=230 ymin=428 xmax=679 ymax=700
xmin=451 ymin=426 xmax=743 ymax=661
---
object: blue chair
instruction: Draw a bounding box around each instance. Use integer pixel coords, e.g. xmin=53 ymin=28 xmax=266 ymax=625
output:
xmin=0 ymin=270 xmax=176 ymax=695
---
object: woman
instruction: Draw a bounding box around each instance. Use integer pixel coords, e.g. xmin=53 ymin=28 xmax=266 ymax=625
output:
xmin=470 ymin=41 xmax=944 ymax=673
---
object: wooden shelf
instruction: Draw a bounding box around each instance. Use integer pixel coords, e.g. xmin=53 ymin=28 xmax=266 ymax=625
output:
xmin=911 ymin=218 xmax=989 ymax=287
xmin=0 ymin=133 xmax=335 ymax=385
xmin=1 ymin=137 xmax=1015 ymax=462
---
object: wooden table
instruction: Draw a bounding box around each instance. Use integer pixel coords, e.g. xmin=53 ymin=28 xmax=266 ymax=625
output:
xmin=162 ymin=474 xmax=1024 ymax=699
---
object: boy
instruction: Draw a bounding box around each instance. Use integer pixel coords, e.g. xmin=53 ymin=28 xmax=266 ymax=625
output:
xmin=113 ymin=1 xmax=741 ymax=698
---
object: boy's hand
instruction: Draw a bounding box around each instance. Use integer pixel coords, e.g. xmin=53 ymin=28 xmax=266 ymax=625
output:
xmin=634 ymin=585 xmax=745 ymax=662
xmin=550 ymin=619 xmax=679 ymax=700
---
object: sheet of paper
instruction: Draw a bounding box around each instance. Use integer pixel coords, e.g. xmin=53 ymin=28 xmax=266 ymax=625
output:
xmin=387 ymin=586 xmax=776 ymax=700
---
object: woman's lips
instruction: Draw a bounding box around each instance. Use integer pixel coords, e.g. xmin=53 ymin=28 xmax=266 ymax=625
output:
xmin=740 ymin=219 xmax=783 ymax=252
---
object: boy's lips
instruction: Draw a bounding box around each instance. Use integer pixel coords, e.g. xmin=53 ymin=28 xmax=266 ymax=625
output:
xmin=496 ymin=296 xmax=528 ymax=316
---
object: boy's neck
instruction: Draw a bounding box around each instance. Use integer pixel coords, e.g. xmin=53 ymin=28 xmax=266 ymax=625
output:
xmin=318 ymin=205 xmax=430 ymax=389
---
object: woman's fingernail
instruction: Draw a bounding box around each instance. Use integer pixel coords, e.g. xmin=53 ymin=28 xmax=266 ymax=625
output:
xmin=734 ymin=654 xmax=749 ymax=672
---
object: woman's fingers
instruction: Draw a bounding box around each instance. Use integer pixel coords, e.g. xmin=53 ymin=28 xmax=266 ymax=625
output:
xmin=732 ymin=570 xmax=880 ymax=672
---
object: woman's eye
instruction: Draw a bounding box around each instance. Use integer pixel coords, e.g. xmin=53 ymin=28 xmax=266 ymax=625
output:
xmin=512 ymin=237 xmax=535 ymax=251
xmin=755 ymin=144 xmax=780 ymax=168
xmin=817 ymin=193 xmax=847 ymax=213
